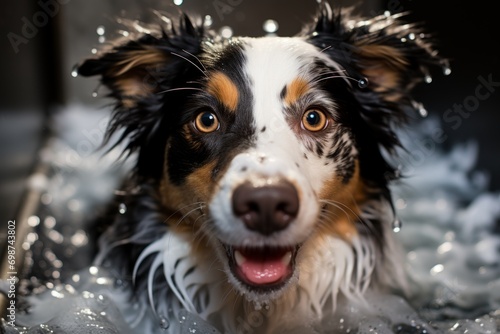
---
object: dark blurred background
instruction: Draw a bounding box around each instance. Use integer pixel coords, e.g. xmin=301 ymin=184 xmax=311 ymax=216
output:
xmin=0 ymin=0 xmax=499 ymax=227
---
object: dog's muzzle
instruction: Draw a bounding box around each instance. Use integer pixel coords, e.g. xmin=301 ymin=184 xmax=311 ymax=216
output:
xmin=223 ymin=181 xmax=300 ymax=289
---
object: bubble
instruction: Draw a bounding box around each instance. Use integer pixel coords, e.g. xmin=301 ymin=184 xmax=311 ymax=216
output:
xmin=443 ymin=66 xmax=452 ymax=76
xmin=263 ymin=19 xmax=279 ymax=34
xmin=173 ymin=0 xmax=183 ymax=5
xmin=395 ymin=198 xmax=407 ymax=210
xmin=425 ymin=75 xmax=433 ymax=84
xmin=430 ymin=264 xmax=444 ymax=275
xmin=219 ymin=26 xmax=233 ymax=39
xmin=98 ymin=36 xmax=106 ymax=43
xmin=89 ymin=266 xmax=99 ymax=275
xmin=28 ymin=215 xmax=41 ymax=227
xmin=71 ymin=230 xmax=88 ymax=247
xmin=41 ymin=193 xmax=53 ymax=205
xmin=408 ymin=32 xmax=416 ymax=40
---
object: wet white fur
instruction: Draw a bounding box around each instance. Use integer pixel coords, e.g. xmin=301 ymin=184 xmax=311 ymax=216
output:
xmin=129 ymin=37 xmax=403 ymax=333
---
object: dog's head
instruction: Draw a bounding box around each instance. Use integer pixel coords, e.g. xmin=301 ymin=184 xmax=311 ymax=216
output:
xmin=78 ymin=4 xmax=443 ymax=301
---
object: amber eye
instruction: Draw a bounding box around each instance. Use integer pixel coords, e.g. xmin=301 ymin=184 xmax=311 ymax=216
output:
xmin=302 ymin=109 xmax=328 ymax=132
xmin=194 ymin=111 xmax=220 ymax=133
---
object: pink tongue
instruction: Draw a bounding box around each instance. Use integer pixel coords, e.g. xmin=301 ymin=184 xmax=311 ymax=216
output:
xmin=239 ymin=257 xmax=288 ymax=285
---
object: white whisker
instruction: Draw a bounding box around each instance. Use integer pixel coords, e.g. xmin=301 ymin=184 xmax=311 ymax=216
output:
xmin=182 ymin=49 xmax=207 ymax=72
xmin=158 ymin=87 xmax=204 ymax=95
xmin=171 ymin=51 xmax=207 ymax=77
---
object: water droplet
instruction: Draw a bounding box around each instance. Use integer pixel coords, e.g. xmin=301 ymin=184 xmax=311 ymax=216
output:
xmin=443 ymin=66 xmax=452 ymax=76
xmin=392 ymin=219 xmax=402 ymax=233
xmin=219 ymin=26 xmax=233 ymax=39
xmin=98 ymin=35 xmax=106 ymax=43
xmin=263 ymin=19 xmax=279 ymax=34
xmin=430 ymin=263 xmax=444 ymax=275
xmin=203 ymin=15 xmax=213 ymax=28
xmin=159 ymin=316 xmax=170 ymax=330
xmin=71 ymin=65 xmax=79 ymax=78
xmin=401 ymin=37 xmax=407 ymax=43
xmin=384 ymin=10 xmax=391 ymax=17
xmin=408 ymin=32 xmax=416 ymax=40
xmin=96 ymin=25 xmax=105 ymax=36
xmin=419 ymin=105 xmax=428 ymax=117
xmin=425 ymin=75 xmax=433 ymax=84
xmin=118 ymin=30 xmax=129 ymax=37
xmin=413 ymin=101 xmax=428 ymax=117
xmin=358 ymin=77 xmax=369 ymax=89
xmin=118 ymin=203 xmax=127 ymax=214
xmin=89 ymin=266 xmax=99 ymax=275
xmin=173 ymin=0 xmax=183 ymax=5
xmin=28 ymin=215 xmax=41 ymax=227
xmin=91 ymin=48 xmax=97 ymax=54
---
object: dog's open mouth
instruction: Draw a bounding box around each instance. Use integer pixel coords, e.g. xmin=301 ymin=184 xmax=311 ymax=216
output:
xmin=224 ymin=244 xmax=299 ymax=290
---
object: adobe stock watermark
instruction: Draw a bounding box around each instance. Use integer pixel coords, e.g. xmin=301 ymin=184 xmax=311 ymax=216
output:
xmin=212 ymin=0 xmax=243 ymax=21
xmin=389 ymin=73 xmax=499 ymax=177
xmin=7 ymin=0 xmax=70 ymax=54
xmin=443 ymin=74 xmax=500 ymax=130
xmin=5 ymin=220 xmax=18 ymax=327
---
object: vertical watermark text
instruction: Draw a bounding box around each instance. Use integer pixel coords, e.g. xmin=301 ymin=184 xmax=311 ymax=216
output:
xmin=5 ymin=220 xmax=18 ymax=326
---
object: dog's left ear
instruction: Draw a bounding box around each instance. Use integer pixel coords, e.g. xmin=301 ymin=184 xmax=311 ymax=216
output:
xmin=306 ymin=3 xmax=446 ymax=106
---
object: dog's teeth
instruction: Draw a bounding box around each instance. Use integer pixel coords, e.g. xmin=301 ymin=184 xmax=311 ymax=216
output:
xmin=281 ymin=251 xmax=292 ymax=266
xmin=234 ymin=250 xmax=246 ymax=266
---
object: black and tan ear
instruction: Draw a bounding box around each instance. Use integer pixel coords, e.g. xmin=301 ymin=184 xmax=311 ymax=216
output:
xmin=77 ymin=14 xmax=204 ymax=108
xmin=78 ymin=43 xmax=168 ymax=107
xmin=306 ymin=3 xmax=447 ymax=106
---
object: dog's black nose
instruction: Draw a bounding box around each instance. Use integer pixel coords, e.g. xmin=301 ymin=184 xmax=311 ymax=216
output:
xmin=232 ymin=181 xmax=299 ymax=235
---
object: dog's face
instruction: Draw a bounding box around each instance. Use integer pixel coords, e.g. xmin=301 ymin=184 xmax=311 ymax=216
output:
xmin=78 ymin=4 xmax=443 ymax=301
xmin=160 ymin=37 xmax=365 ymax=296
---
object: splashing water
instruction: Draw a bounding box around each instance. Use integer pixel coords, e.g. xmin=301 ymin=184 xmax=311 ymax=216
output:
xmin=1 ymin=107 xmax=499 ymax=333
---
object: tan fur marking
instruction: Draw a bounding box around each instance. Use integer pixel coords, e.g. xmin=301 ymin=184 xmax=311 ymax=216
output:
xmin=284 ymin=77 xmax=310 ymax=106
xmin=356 ymin=44 xmax=408 ymax=101
xmin=318 ymin=160 xmax=366 ymax=240
xmin=112 ymin=48 xmax=166 ymax=77
xmin=207 ymin=72 xmax=239 ymax=111
xmin=159 ymin=160 xmax=219 ymax=229
xmin=106 ymin=48 xmax=167 ymax=107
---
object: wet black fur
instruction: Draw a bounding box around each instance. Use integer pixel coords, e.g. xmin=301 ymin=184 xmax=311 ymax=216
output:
xmin=78 ymin=2 xmax=444 ymax=300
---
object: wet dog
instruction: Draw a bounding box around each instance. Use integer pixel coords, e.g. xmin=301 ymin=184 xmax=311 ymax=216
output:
xmin=78 ymin=3 xmax=444 ymax=332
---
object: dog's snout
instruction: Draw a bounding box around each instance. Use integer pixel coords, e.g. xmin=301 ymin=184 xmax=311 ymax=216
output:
xmin=232 ymin=182 xmax=299 ymax=235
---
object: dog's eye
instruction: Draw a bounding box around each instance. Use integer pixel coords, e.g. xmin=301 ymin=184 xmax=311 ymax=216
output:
xmin=302 ymin=109 xmax=328 ymax=132
xmin=194 ymin=111 xmax=220 ymax=133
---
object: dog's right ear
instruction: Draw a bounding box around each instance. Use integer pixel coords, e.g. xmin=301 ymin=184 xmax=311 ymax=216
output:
xmin=77 ymin=14 xmax=204 ymax=109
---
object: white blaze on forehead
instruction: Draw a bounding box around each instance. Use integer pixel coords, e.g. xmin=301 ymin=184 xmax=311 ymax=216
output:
xmin=242 ymin=37 xmax=319 ymax=145
xmin=240 ymin=37 xmax=334 ymax=191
